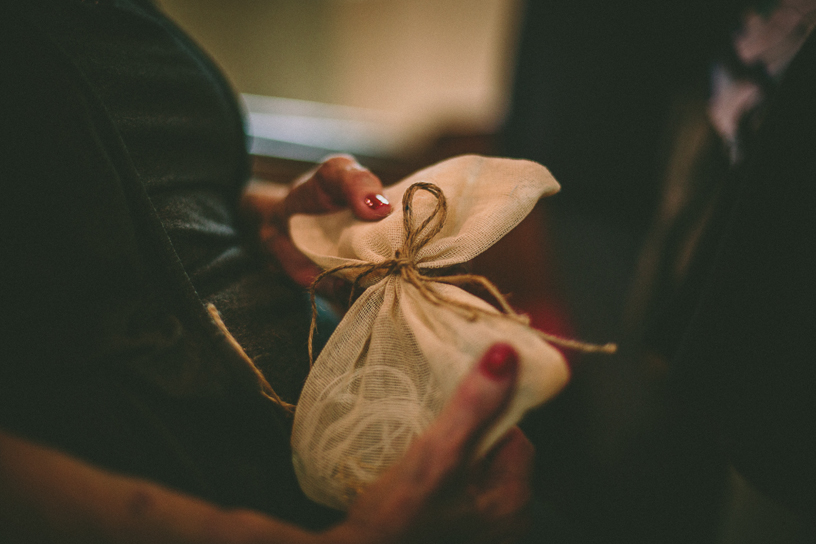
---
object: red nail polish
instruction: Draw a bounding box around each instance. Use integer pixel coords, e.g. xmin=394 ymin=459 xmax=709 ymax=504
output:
xmin=479 ymin=343 xmax=519 ymax=381
xmin=364 ymin=193 xmax=389 ymax=210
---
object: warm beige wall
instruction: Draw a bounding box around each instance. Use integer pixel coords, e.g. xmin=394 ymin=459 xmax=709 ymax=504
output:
xmin=158 ymin=0 xmax=337 ymax=102
xmin=327 ymin=0 xmax=522 ymax=133
xmin=158 ymin=0 xmax=522 ymax=138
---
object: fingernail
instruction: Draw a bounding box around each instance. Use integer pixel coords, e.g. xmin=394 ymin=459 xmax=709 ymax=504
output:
xmin=479 ymin=343 xmax=519 ymax=381
xmin=364 ymin=193 xmax=390 ymax=211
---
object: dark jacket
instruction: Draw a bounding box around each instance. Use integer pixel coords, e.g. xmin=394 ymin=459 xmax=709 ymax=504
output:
xmin=1 ymin=0 xmax=337 ymax=529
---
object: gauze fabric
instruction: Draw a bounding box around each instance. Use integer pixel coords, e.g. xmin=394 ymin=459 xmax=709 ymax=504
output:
xmin=289 ymin=155 xmax=570 ymax=510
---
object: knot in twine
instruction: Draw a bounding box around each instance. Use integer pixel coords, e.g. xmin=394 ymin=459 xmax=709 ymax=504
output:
xmin=308 ymin=182 xmax=616 ymax=367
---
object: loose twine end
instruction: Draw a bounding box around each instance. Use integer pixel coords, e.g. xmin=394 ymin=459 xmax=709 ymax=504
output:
xmin=207 ymin=303 xmax=296 ymax=413
xmin=308 ymin=182 xmax=617 ymax=367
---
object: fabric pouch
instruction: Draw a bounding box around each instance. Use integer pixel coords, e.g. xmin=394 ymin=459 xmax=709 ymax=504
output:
xmin=290 ymin=155 xmax=570 ymax=509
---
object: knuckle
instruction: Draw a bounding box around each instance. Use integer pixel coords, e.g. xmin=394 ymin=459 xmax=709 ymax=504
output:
xmin=321 ymin=155 xmax=357 ymax=175
xmin=315 ymin=160 xmax=338 ymax=182
xmin=325 ymin=153 xmax=356 ymax=164
xmin=346 ymin=168 xmax=376 ymax=188
xmin=315 ymin=156 xmax=375 ymax=196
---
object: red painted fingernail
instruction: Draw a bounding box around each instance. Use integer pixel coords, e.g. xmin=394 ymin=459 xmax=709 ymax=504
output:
xmin=364 ymin=193 xmax=390 ymax=210
xmin=479 ymin=343 xmax=519 ymax=381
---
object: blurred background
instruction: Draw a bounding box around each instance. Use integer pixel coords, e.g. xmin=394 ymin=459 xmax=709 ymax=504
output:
xmin=159 ymin=0 xmax=523 ymax=171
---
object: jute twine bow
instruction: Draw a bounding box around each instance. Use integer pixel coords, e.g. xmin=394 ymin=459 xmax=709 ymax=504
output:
xmin=308 ymin=182 xmax=617 ymax=367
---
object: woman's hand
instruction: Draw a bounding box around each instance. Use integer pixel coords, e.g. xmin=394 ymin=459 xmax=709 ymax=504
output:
xmin=1 ymin=344 xmax=532 ymax=544
xmin=328 ymin=343 xmax=534 ymax=544
xmin=241 ymin=155 xmax=392 ymax=288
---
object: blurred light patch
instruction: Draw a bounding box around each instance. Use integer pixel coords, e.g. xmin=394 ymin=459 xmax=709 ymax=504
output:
xmin=242 ymin=94 xmax=420 ymax=162
xmin=161 ymin=0 xmax=523 ymax=159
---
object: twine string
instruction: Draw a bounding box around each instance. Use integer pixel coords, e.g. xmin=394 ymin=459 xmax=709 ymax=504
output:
xmin=207 ymin=303 xmax=296 ymax=413
xmin=308 ymin=182 xmax=616 ymax=367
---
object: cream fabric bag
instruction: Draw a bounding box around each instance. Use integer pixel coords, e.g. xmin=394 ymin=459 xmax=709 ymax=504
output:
xmin=290 ymin=155 xmax=570 ymax=510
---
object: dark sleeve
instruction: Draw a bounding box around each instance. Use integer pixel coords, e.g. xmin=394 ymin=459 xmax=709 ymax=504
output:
xmin=0 ymin=7 xmax=152 ymax=372
xmin=670 ymin=33 xmax=816 ymax=512
xmin=0 ymin=11 xmax=342 ymax=527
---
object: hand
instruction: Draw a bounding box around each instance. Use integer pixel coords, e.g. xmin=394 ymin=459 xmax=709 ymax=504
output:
xmin=241 ymin=155 xmax=392 ymax=289
xmin=327 ymin=343 xmax=534 ymax=544
xmin=1 ymin=344 xmax=531 ymax=544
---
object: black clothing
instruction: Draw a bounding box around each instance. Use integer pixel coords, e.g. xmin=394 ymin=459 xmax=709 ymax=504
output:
xmin=508 ymin=5 xmax=816 ymax=542
xmin=1 ymin=0 xmax=337 ymax=529
xmin=665 ymin=30 xmax=816 ymax=514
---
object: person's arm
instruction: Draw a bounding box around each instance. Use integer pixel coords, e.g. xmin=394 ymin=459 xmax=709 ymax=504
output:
xmin=0 ymin=430 xmax=319 ymax=544
xmin=1 ymin=343 xmax=530 ymax=544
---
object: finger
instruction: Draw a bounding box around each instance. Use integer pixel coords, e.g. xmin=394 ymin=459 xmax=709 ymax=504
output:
xmin=260 ymin=225 xmax=321 ymax=287
xmin=483 ymin=428 xmax=534 ymax=489
xmin=240 ymin=180 xmax=289 ymax=227
xmin=462 ymin=430 xmax=534 ymax=544
xmin=402 ymin=343 xmax=519 ymax=491
xmin=314 ymin=277 xmax=354 ymax=308
xmin=346 ymin=345 xmax=519 ymax=526
xmin=284 ymin=155 xmax=392 ymax=220
xmin=474 ymin=427 xmax=534 ymax=519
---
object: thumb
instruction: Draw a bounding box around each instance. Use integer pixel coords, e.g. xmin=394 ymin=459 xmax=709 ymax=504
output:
xmin=284 ymin=155 xmax=392 ymax=221
xmin=401 ymin=343 xmax=519 ymax=491
xmin=343 ymin=343 xmax=519 ymax=536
